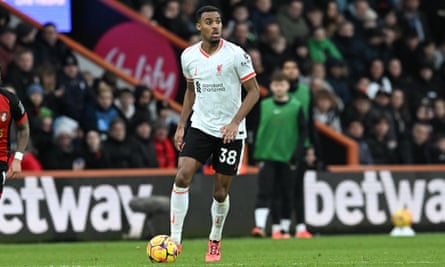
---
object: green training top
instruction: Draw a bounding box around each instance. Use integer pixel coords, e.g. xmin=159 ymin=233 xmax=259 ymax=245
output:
xmin=254 ymin=97 xmax=302 ymax=162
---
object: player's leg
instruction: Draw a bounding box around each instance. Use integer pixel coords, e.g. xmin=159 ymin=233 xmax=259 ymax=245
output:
xmin=270 ymin=166 xmax=284 ymax=239
xmin=253 ymin=161 xmax=275 ymax=237
xmin=206 ymin=172 xmax=231 ymax=262
xmin=294 ymin=161 xmax=312 ymax=238
xmin=170 ymin=128 xmax=213 ymax=247
xmin=276 ymin=163 xmax=294 ymax=239
xmin=205 ymin=139 xmax=243 ymax=262
xmin=170 ymin=156 xmax=201 ymax=246
xmin=0 ymin=171 xmax=6 ymax=199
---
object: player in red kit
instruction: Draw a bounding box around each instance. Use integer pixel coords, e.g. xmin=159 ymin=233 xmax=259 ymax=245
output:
xmin=0 ymin=66 xmax=30 ymax=198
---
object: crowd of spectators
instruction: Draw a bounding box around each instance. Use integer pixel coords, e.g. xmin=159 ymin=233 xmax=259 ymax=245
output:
xmin=2 ymin=0 xmax=445 ymax=170
xmin=119 ymin=0 xmax=445 ymax=165
xmin=0 ymin=6 xmax=179 ymax=170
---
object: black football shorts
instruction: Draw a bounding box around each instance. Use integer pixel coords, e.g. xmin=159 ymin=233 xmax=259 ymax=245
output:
xmin=180 ymin=127 xmax=244 ymax=176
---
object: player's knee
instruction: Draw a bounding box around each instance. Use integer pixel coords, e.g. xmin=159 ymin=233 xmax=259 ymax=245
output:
xmin=213 ymin=189 xmax=228 ymax=202
xmin=175 ymin=167 xmax=194 ymax=187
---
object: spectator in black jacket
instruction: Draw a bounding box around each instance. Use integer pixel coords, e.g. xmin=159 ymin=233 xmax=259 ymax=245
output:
xmin=131 ymin=117 xmax=159 ymax=168
xmin=5 ymin=48 xmax=37 ymax=102
xmin=399 ymin=122 xmax=433 ymax=164
xmin=34 ymin=22 xmax=70 ymax=70
xmin=56 ymin=53 xmax=94 ymax=121
xmin=366 ymin=116 xmax=399 ymax=164
xmin=81 ymin=129 xmax=108 ymax=169
xmin=102 ymin=118 xmax=144 ymax=168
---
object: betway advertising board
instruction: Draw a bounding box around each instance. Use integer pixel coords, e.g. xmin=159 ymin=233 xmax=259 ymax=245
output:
xmin=0 ymin=171 xmax=444 ymax=242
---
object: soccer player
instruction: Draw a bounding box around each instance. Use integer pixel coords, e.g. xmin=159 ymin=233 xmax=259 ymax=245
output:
xmin=251 ymin=71 xmax=307 ymax=239
xmin=170 ymin=5 xmax=260 ymax=263
xmin=0 ymin=66 xmax=30 ymax=198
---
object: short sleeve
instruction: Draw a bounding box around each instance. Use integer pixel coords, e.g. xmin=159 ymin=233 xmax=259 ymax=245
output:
xmin=234 ymin=47 xmax=256 ymax=82
xmin=180 ymin=52 xmax=193 ymax=82
xmin=9 ymin=92 xmax=27 ymax=125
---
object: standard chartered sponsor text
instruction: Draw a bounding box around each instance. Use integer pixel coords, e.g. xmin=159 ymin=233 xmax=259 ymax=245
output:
xmin=202 ymin=83 xmax=225 ymax=92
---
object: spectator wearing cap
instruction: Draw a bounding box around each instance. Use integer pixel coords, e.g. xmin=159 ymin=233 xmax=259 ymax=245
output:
xmin=130 ymin=117 xmax=159 ymax=168
xmin=57 ymin=52 xmax=94 ymax=121
xmin=24 ymin=83 xmax=52 ymax=134
xmin=0 ymin=27 xmax=16 ymax=76
xmin=34 ymin=22 xmax=70 ymax=70
xmin=152 ymin=119 xmax=176 ymax=168
xmin=4 ymin=48 xmax=37 ymax=102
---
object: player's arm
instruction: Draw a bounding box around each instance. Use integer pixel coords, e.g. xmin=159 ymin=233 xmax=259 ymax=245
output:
xmin=8 ymin=95 xmax=30 ymax=178
xmin=221 ymin=77 xmax=260 ymax=144
xmin=174 ymin=80 xmax=195 ymax=151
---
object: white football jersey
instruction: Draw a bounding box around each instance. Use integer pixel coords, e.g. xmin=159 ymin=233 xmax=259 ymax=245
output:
xmin=181 ymin=39 xmax=256 ymax=139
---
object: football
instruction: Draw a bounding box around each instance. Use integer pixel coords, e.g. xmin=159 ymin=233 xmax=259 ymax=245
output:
xmin=391 ymin=208 xmax=412 ymax=227
xmin=146 ymin=235 xmax=178 ymax=263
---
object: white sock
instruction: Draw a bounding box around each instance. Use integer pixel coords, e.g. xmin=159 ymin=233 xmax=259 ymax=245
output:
xmin=296 ymin=223 xmax=307 ymax=233
xmin=170 ymin=184 xmax=189 ymax=244
xmin=271 ymin=224 xmax=281 ymax=233
xmin=280 ymin=219 xmax=291 ymax=233
xmin=254 ymin=208 xmax=269 ymax=229
xmin=209 ymin=195 xmax=230 ymax=242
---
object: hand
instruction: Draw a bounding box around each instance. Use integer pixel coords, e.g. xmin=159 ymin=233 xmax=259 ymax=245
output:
xmin=174 ymin=126 xmax=185 ymax=151
xmin=220 ymin=122 xmax=239 ymax=144
xmin=7 ymin=159 xmax=22 ymax=179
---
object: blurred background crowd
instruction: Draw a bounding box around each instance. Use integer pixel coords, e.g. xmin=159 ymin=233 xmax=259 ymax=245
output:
xmin=1 ymin=0 xmax=445 ymax=170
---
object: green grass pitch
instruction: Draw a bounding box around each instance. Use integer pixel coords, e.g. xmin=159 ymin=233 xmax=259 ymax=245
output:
xmin=1 ymin=234 xmax=445 ymax=266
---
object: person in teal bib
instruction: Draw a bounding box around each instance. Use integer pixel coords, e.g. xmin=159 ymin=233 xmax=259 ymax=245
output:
xmin=251 ymin=71 xmax=307 ymax=239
